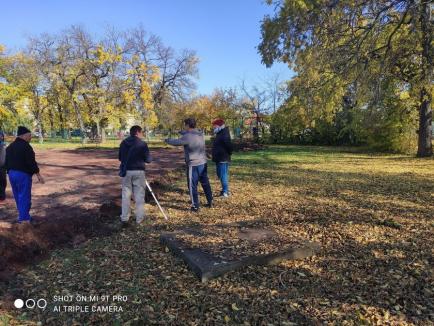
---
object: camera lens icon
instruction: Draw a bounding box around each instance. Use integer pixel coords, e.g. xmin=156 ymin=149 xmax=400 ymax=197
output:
xmin=14 ymin=298 xmax=47 ymax=310
xmin=14 ymin=299 xmax=24 ymax=309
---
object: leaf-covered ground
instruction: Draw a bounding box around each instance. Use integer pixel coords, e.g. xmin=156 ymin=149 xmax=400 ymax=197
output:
xmin=1 ymin=145 xmax=433 ymax=325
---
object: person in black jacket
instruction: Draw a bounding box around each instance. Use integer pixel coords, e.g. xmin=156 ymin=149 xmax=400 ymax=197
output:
xmin=5 ymin=126 xmax=44 ymax=223
xmin=211 ymin=119 xmax=233 ymax=197
xmin=0 ymin=131 xmax=7 ymax=201
xmin=118 ymin=125 xmax=152 ymax=226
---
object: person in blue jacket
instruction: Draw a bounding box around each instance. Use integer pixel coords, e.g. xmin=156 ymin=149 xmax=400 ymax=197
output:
xmin=211 ymin=119 xmax=233 ymax=197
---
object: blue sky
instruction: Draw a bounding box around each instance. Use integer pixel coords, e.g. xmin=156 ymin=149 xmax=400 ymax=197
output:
xmin=0 ymin=0 xmax=293 ymax=95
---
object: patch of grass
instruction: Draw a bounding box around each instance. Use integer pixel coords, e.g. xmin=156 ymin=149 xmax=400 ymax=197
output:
xmin=1 ymin=145 xmax=433 ymax=325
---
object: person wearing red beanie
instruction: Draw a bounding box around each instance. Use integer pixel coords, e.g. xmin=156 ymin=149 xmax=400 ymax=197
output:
xmin=211 ymin=119 xmax=233 ymax=197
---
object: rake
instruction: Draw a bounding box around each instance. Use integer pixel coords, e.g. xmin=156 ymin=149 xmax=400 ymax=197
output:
xmin=145 ymin=180 xmax=169 ymax=220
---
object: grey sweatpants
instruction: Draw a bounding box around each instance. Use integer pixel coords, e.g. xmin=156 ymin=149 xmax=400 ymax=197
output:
xmin=121 ymin=170 xmax=146 ymax=223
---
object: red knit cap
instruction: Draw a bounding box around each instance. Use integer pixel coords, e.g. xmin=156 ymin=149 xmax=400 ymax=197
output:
xmin=212 ymin=119 xmax=225 ymax=126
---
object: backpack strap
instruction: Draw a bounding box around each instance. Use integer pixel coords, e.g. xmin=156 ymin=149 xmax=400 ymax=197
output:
xmin=119 ymin=142 xmax=137 ymax=177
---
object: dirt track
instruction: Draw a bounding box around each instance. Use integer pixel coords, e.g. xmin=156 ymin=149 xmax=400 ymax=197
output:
xmin=0 ymin=147 xmax=184 ymax=276
xmin=0 ymin=147 xmax=183 ymax=223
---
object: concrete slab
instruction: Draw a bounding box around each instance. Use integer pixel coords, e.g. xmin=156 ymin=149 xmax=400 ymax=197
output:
xmin=160 ymin=232 xmax=320 ymax=283
xmin=237 ymin=228 xmax=277 ymax=242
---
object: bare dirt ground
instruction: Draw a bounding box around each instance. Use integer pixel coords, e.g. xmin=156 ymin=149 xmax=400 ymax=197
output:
xmin=0 ymin=147 xmax=184 ymax=277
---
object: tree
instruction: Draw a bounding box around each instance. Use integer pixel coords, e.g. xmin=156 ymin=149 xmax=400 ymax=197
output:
xmin=240 ymin=79 xmax=270 ymax=142
xmin=2 ymin=24 xmax=200 ymax=140
xmin=50 ymin=26 xmax=92 ymax=143
xmin=82 ymin=42 xmax=124 ymax=141
xmin=263 ymin=72 xmax=286 ymax=114
xmin=153 ymin=47 xmax=199 ymax=107
xmin=4 ymin=51 xmax=51 ymax=143
xmin=127 ymin=26 xmax=199 ymax=127
xmin=259 ymin=0 xmax=433 ymax=156
xmin=210 ymin=88 xmax=244 ymax=128
xmin=0 ymin=45 xmax=25 ymax=131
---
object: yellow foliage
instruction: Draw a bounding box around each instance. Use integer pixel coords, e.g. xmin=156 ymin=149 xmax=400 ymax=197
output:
xmin=0 ymin=105 xmax=12 ymax=118
xmin=399 ymin=91 xmax=410 ymax=100
xmin=92 ymin=44 xmax=122 ymax=65
xmin=144 ymin=110 xmax=159 ymax=129
xmin=122 ymin=90 xmax=135 ymax=105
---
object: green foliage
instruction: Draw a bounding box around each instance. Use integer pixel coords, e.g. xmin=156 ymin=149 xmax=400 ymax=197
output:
xmin=260 ymin=0 xmax=433 ymax=156
xmin=269 ymin=77 xmax=418 ymax=153
xmin=362 ymin=80 xmax=419 ymax=153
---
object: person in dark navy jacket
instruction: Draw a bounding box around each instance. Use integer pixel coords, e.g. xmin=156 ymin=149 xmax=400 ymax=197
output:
xmin=118 ymin=125 xmax=152 ymax=226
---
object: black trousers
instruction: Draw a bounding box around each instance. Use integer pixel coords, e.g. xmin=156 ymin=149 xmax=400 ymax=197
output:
xmin=0 ymin=168 xmax=6 ymax=199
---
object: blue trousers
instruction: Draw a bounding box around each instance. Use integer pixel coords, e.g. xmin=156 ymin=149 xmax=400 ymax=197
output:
xmin=8 ymin=170 xmax=33 ymax=222
xmin=216 ymin=162 xmax=229 ymax=195
xmin=187 ymin=164 xmax=213 ymax=208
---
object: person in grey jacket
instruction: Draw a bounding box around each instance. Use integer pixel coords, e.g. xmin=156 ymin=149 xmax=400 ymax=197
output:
xmin=0 ymin=131 xmax=6 ymax=201
xmin=165 ymin=118 xmax=213 ymax=212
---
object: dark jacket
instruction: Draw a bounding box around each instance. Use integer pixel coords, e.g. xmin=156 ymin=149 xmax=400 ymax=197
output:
xmin=5 ymin=138 xmax=40 ymax=175
xmin=0 ymin=143 xmax=5 ymax=168
xmin=212 ymin=127 xmax=233 ymax=163
xmin=118 ymin=136 xmax=152 ymax=172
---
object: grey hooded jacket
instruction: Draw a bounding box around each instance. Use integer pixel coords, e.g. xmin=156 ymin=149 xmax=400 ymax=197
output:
xmin=165 ymin=129 xmax=207 ymax=166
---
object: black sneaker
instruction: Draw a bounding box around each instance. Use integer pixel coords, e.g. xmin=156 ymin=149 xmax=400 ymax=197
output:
xmin=190 ymin=206 xmax=199 ymax=212
xmin=29 ymin=219 xmax=39 ymax=226
xmin=121 ymin=221 xmax=130 ymax=229
xmin=204 ymin=202 xmax=213 ymax=208
xmin=17 ymin=220 xmax=33 ymax=226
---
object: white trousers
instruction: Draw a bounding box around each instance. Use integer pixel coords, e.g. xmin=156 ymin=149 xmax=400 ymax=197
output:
xmin=121 ymin=170 xmax=145 ymax=222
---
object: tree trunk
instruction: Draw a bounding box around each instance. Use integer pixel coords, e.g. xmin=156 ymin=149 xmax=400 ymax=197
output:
xmin=96 ymin=120 xmax=101 ymax=139
xmin=49 ymin=109 xmax=55 ymax=138
xmin=36 ymin=115 xmax=44 ymax=144
xmin=72 ymin=98 xmax=87 ymax=144
xmin=417 ymin=1 xmax=433 ymax=157
xmin=417 ymin=86 xmax=433 ymax=157
xmin=101 ymin=127 xmax=106 ymax=143
xmin=57 ymin=104 xmax=66 ymax=139
xmin=253 ymin=111 xmax=260 ymax=143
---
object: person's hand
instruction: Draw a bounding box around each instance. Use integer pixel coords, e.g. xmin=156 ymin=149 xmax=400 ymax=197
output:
xmin=36 ymin=173 xmax=45 ymax=184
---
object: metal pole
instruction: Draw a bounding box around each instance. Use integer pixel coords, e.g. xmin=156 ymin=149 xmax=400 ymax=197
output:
xmin=145 ymin=180 xmax=169 ymax=220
